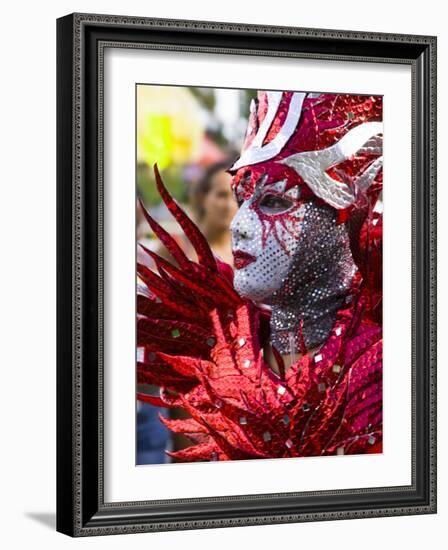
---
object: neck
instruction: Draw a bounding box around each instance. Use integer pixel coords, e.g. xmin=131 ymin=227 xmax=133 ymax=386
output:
xmin=269 ymin=204 xmax=356 ymax=355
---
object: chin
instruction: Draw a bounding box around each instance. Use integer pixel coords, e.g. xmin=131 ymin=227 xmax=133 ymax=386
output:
xmin=233 ymin=267 xmax=276 ymax=303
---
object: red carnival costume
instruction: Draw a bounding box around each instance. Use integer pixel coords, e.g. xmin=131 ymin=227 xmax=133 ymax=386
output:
xmin=137 ymin=91 xmax=383 ymax=462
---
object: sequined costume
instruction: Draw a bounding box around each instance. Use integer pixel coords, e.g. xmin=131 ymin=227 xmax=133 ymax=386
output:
xmin=137 ymin=91 xmax=383 ymax=461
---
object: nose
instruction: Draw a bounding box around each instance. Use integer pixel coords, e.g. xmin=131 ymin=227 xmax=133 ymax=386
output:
xmin=230 ymin=202 xmax=255 ymax=243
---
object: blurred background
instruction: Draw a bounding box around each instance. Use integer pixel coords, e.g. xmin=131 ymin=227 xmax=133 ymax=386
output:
xmin=136 ymin=84 xmax=256 ymax=465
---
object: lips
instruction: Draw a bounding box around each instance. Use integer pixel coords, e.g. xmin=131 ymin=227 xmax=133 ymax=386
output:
xmin=233 ymin=250 xmax=256 ymax=270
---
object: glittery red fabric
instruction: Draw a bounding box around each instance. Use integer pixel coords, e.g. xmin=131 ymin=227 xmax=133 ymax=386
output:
xmin=136 ymin=166 xmax=382 ymax=462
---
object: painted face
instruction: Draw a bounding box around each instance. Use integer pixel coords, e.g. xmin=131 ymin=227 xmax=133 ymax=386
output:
xmin=229 ymin=90 xmax=383 ymax=307
xmin=230 ymin=166 xmax=308 ymax=303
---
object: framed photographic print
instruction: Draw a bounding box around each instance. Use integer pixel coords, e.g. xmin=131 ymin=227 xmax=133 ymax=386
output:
xmin=56 ymin=13 xmax=437 ymax=536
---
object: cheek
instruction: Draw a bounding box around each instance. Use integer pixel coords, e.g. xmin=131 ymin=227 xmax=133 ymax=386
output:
xmin=235 ymin=230 xmax=294 ymax=302
xmin=231 ymin=207 xmax=301 ymax=301
xmin=229 ymin=198 xmax=239 ymax=216
xmin=203 ymin=194 xmax=218 ymax=213
xmin=256 ymin=205 xmax=305 ymax=258
xmin=276 ymin=216 xmax=303 ymax=256
xmin=261 ymin=230 xmax=294 ymax=278
xmin=221 ymin=196 xmax=237 ymax=216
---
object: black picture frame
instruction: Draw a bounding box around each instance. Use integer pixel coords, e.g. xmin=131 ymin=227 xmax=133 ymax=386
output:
xmin=56 ymin=12 xmax=437 ymax=537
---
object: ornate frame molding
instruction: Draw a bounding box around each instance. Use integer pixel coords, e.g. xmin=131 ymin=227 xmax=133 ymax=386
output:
xmin=57 ymin=12 xmax=437 ymax=536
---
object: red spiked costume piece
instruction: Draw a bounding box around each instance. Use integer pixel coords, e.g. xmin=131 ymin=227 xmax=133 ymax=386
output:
xmin=137 ymin=91 xmax=383 ymax=462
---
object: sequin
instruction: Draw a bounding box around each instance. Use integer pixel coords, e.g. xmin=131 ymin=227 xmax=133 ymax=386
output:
xmin=171 ymin=329 xmax=181 ymax=338
xmin=263 ymin=431 xmax=272 ymax=442
xmin=239 ymin=416 xmax=247 ymax=425
xmin=137 ymin=347 xmax=145 ymax=362
xmin=206 ymin=337 xmax=216 ymax=347
xmin=277 ymin=385 xmax=286 ymax=395
xmin=238 ymin=338 xmax=246 ymax=347
xmin=285 ymin=439 xmax=294 ymax=448
xmin=332 ymin=364 xmax=341 ymax=373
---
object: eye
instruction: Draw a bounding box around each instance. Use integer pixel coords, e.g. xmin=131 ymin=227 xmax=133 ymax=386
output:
xmin=259 ymin=194 xmax=293 ymax=214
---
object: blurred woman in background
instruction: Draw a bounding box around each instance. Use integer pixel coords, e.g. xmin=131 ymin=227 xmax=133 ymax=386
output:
xmin=188 ymin=159 xmax=238 ymax=266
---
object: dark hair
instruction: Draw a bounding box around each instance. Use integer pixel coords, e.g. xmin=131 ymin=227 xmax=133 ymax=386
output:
xmin=191 ymin=156 xmax=237 ymax=219
xmin=197 ymin=159 xmax=234 ymax=194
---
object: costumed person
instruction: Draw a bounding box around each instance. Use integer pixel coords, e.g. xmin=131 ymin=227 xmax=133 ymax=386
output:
xmin=137 ymin=90 xmax=383 ymax=462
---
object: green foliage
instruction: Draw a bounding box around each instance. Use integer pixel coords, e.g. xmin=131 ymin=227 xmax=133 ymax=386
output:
xmin=137 ymin=163 xmax=187 ymax=207
xmin=190 ymin=87 xmax=216 ymax=112
xmin=241 ymin=89 xmax=257 ymax=118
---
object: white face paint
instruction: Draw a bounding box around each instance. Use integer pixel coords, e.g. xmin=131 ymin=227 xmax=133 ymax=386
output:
xmin=230 ymin=179 xmax=306 ymax=304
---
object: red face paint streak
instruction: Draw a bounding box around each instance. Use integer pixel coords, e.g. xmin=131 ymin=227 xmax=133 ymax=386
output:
xmin=249 ymin=195 xmax=305 ymax=256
